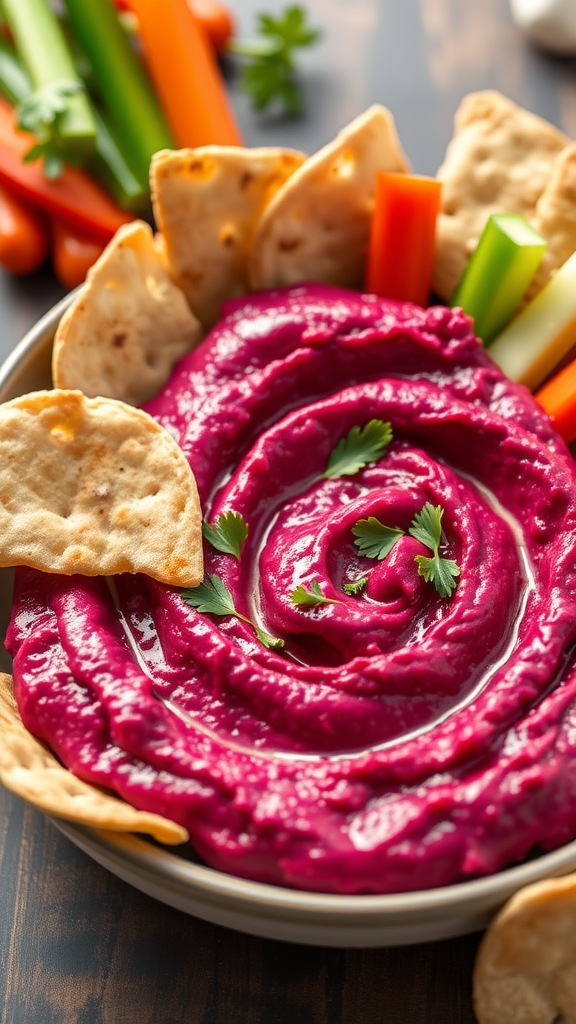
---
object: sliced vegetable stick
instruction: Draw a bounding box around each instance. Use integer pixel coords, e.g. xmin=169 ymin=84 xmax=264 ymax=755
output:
xmin=489 ymin=250 xmax=576 ymax=390
xmin=61 ymin=0 xmax=174 ymax=184
xmin=129 ymin=0 xmax=242 ymax=148
xmin=451 ymin=214 xmax=547 ymax=345
xmin=3 ymin=0 xmax=95 ymax=154
xmin=50 ymin=220 xmax=104 ymax=290
xmin=535 ymin=357 xmax=576 ymax=443
xmin=0 ymin=97 xmax=132 ymax=242
xmin=366 ymin=172 xmax=441 ymax=307
xmin=0 ymin=184 xmax=48 ymax=275
xmin=189 ymin=0 xmax=235 ymax=53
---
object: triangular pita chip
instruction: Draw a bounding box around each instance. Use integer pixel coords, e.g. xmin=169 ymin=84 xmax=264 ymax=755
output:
xmin=0 ymin=390 xmax=203 ymax=586
xmin=528 ymin=142 xmax=576 ymax=300
xmin=433 ymin=90 xmax=570 ymax=301
xmin=473 ymin=873 xmax=576 ymax=1024
xmin=0 ymin=673 xmax=187 ymax=844
xmin=151 ymin=146 xmax=306 ymax=327
xmin=249 ymin=105 xmax=410 ymax=291
xmin=52 ymin=220 xmax=201 ymax=407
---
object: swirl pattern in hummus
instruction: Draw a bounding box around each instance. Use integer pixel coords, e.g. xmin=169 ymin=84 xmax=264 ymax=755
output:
xmin=8 ymin=284 xmax=576 ymax=894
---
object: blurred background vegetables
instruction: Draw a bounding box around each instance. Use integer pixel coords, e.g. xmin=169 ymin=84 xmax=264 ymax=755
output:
xmin=0 ymin=0 xmax=319 ymax=288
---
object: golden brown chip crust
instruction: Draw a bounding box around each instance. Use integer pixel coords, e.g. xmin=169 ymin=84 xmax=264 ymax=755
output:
xmin=249 ymin=105 xmax=410 ymax=292
xmin=473 ymin=873 xmax=576 ymax=1024
xmin=0 ymin=390 xmax=203 ymax=586
xmin=433 ymin=90 xmax=570 ymax=301
xmin=151 ymin=146 xmax=306 ymax=327
xmin=0 ymin=673 xmax=188 ymax=844
xmin=529 ymin=142 xmax=576 ymax=300
xmin=52 ymin=220 xmax=201 ymax=407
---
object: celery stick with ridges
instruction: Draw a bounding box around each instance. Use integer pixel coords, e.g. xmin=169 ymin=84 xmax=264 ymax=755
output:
xmin=61 ymin=0 xmax=174 ymax=183
xmin=3 ymin=0 xmax=95 ymax=155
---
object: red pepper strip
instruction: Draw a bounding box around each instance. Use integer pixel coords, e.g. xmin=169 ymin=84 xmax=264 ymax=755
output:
xmin=366 ymin=172 xmax=442 ymax=308
xmin=0 ymin=97 xmax=132 ymax=243
xmin=535 ymin=358 xmax=576 ymax=444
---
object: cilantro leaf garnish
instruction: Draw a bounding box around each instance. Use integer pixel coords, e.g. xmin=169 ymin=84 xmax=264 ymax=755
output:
xmin=202 ymin=511 xmax=248 ymax=560
xmin=182 ymin=574 xmax=237 ymax=617
xmin=291 ymin=580 xmax=341 ymax=607
xmin=229 ymin=5 xmax=321 ymax=117
xmin=17 ymin=80 xmax=84 ymax=180
xmin=324 ymin=420 xmax=393 ymax=479
xmin=182 ymin=574 xmax=284 ymax=649
xmin=409 ymin=503 xmax=460 ymax=599
xmin=352 ymin=517 xmax=405 ymax=560
xmin=343 ymin=576 xmax=368 ymax=596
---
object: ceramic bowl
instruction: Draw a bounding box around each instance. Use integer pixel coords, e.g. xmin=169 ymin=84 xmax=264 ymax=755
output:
xmin=2 ymin=295 xmax=576 ymax=948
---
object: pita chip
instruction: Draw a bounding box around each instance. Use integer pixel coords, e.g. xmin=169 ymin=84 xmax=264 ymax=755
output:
xmin=151 ymin=146 xmax=306 ymax=327
xmin=528 ymin=142 xmax=576 ymax=300
xmin=249 ymin=105 xmax=410 ymax=292
xmin=0 ymin=390 xmax=203 ymax=586
xmin=473 ymin=873 xmax=576 ymax=1024
xmin=0 ymin=673 xmax=188 ymax=844
xmin=52 ymin=220 xmax=201 ymax=407
xmin=433 ymin=91 xmax=569 ymax=301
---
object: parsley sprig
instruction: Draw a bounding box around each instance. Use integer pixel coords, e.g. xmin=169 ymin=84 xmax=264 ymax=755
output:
xmin=324 ymin=420 xmax=393 ymax=480
xmin=202 ymin=511 xmax=248 ymax=561
xmin=182 ymin=575 xmax=284 ymax=650
xmin=352 ymin=517 xmax=404 ymax=560
xmin=290 ymin=580 xmax=341 ymax=608
xmin=408 ymin=504 xmax=460 ymax=599
xmin=17 ymin=80 xmax=84 ymax=179
xmin=228 ymin=5 xmax=321 ymax=117
xmin=350 ymin=502 xmax=461 ymax=598
xmin=342 ymin=577 xmax=368 ymax=596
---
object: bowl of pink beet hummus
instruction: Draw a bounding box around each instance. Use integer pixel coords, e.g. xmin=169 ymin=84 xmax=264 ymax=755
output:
xmin=3 ymin=283 xmax=576 ymax=944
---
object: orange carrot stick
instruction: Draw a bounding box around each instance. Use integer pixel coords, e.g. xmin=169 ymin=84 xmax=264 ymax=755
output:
xmin=50 ymin=219 xmax=105 ymax=290
xmin=535 ymin=358 xmax=576 ymax=444
xmin=0 ymin=182 xmax=48 ymax=274
xmin=128 ymin=0 xmax=242 ymax=148
xmin=366 ymin=172 xmax=441 ymax=308
xmin=0 ymin=97 xmax=132 ymax=242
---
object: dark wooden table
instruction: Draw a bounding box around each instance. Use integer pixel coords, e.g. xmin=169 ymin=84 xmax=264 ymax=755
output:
xmin=0 ymin=2 xmax=575 ymax=1021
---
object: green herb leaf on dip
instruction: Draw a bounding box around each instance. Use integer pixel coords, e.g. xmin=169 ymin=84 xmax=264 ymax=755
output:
xmin=202 ymin=511 xmax=248 ymax=560
xmin=324 ymin=420 xmax=393 ymax=479
xmin=291 ymin=580 xmax=341 ymax=607
xmin=409 ymin=503 xmax=460 ymax=598
xmin=352 ymin=517 xmax=405 ymax=560
xmin=343 ymin=576 xmax=369 ymax=596
xmin=181 ymin=574 xmax=237 ymax=617
xmin=182 ymin=574 xmax=284 ymax=650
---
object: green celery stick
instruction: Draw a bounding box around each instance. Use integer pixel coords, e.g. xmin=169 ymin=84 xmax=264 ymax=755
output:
xmin=0 ymin=38 xmax=32 ymax=106
xmin=89 ymin=105 xmax=150 ymax=213
xmin=450 ymin=214 xmax=547 ymax=346
xmin=0 ymin=40 xmax=148 ymax=210
xmin=3 ymin=0 xmax=96 ymax=154
xmin=61 ymin=0 xmax=174 ymax=184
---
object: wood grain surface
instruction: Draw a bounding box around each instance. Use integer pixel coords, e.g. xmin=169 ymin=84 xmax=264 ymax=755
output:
xmin=0 ymin=1 xmax=575 ymax=1022
xmin=0 ymin=786 xmax=481 ymax=1024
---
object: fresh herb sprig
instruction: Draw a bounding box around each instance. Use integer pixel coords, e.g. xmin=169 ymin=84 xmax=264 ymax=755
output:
xmin=17 ymin=80 xmax=84 ymax=179
xmin=352 ymin=517 xmax=404 ymax=560
xmin=228 ymin=5 xmax=321 ymax=117
xmin=182 ymin=574 xmax=284 ymax=650
xmin=202 ymin=511 xmax=248 ymax=561
xmin=350 ymin=502 xmax=461 ymax=598
xmin=343 ymin=577 xmax=368 ymax=596
xmin=291 ymin=580 xmax=341 ymax=608
xmin=324 ymin=420 xmax=392 ymax=480
xmin=408 ymin=503 xmax=460 ymax=599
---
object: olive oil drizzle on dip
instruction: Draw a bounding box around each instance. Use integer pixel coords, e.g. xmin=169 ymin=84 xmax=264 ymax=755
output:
xmin=8 ymin=284 xmax=576 ymax=895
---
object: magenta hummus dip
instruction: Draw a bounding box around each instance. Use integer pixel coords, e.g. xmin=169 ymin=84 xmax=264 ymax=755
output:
xmin=7 ymin=283 xmax=576 ymax=894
